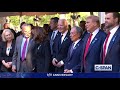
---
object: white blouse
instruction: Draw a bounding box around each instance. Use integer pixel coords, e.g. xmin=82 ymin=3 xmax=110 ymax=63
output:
xmin=6 ymin=47 xmax=11 ymax=56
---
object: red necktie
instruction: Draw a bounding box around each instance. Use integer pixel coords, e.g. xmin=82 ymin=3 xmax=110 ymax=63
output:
xmin=83 ymin=33 xmax=93 ymax=66
xmin=102 ymin=32 xmax=111 ymax=64
xmin=22 ymin=37 xmax=28 ymax=61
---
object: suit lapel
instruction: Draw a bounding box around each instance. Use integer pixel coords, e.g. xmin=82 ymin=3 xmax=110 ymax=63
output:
xmin=82 ymin=33 xmax=89 ymax=58
xmin=107 ymin=28 xmax=120 ymax=55
xmin=87 ymin=36 xmax=98 ymax=55
xmin=27 ymin=38 xmax=33 ymax=53
xmin=19 ymin=35 xmax=23 ymax=55
xmin=9 ymin=40 xmax=15 ymax=55
xmin=86 ymin=30 xmax=101 ymax=57
xmin=69 ymin=41 xmax=80 ymax=60
xmin=67 ymin=44 xmax=72 ymax=60
xmin=58 ymin=32 xmax=69 ymax=51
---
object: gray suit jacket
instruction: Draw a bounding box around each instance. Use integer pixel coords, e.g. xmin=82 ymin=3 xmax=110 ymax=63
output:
xmin=12 ymin=35 xmax=35 ymax=72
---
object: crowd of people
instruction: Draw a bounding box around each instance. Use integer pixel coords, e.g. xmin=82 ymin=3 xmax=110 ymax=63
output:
xmin=0 ymin=12 xmax=119 ymax=73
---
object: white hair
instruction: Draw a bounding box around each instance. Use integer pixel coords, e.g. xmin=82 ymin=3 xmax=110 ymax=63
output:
xmin=2 ymin=29 xmax=14 ymax=42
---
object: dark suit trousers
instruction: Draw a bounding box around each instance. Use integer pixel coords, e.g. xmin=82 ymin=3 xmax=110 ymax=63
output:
xmin=55 ymin=66 xmax=64 ymax=73
xmin=19 ymin=59 xmax=29 ymax=72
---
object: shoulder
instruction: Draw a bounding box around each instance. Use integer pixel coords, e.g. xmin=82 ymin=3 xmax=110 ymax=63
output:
xmin=0 ymin=41 xmax=5 ymax=45
xmin=98 ymin=29 xmax=107 ymax=38
xmin=44 ymin=39 xmax=50 ymax=44
xmin=16 ymin=35 xmax=23 ymax=39
xmin=99 ymin=29 xmax=106 ymax=34
xmin=16 ymin=35 xmax=24 ymax=41
xmin=0 ymin=41 xmax=5 ymax=48
xmin=12 ymin=40 xmax=16 ymax=44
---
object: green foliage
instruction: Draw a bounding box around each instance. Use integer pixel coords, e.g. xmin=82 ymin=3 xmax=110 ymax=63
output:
xmin=9 ymin=16 xmax=19 ymax=26
xmin=22 ymin=16 xmax=34 ymax=25
xmin=39 ymin=14 xmax=60 ymax=27
xmin=9 ymin=12 xmax=96 ymax=28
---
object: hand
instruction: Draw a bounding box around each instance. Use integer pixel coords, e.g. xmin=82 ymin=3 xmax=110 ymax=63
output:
xmin=2 ymin=60 xmax=10 ymax=68
xmin=7 ymin=62 xmax=12 ymax=67
xmin=65 ymin=69 xmax=73 ymax=73
xmin=52 ymin=58 xmax=58 ymax=66
xmin=4 ymin=63 xmax=10 ymax=68
xmin=56 ymin=61 xmax=64 ymax=68
xmin=7 ymin=62 xmax=12 ymax=65
xmin=64 ymin=69 xmax=68 ymax=73
xmin=12 ymin=65 xmax=16 ymax=72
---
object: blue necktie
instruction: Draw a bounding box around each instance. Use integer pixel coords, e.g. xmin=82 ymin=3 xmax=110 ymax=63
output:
xmin=50 ymin=31 xmax=55 ymax=54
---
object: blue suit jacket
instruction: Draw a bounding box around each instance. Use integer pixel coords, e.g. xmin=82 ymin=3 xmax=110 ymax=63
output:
xmin=64 ymin=40 xmax=83 ymax=72
xmin=102 ymin=27 xmax=120 ymax=72
xmin=81 ymin=30 xmax=106 ymax=72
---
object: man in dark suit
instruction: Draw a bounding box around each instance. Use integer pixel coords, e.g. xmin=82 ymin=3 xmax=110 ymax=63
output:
xmin=48 ymin=17 xmax=61 ymax=72
xmin=81 ymin=15 xmax=106 ymax=72
xmin=49 ymin=17 xmax=61 ymax=56
xmin=12 ymin=24 xmax=34 ymax=72
xmin=101 ymin=12 xmax=120 ymax=72
xmin=64 ymin=26 xmax=83 ymax=73
xmin=52 ymin=19 xmax=72 ymax=72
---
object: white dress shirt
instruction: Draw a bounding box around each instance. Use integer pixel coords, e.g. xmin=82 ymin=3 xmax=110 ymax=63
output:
xmin=61 ymin=30 xmax=68 ymax=44
xmin=104 ymin=25 xmax=119 ymax=55
xmin=51 ymin=30 xmax=58 ymax=40
xmin=90 ymin=28 xmax=99 ymax=43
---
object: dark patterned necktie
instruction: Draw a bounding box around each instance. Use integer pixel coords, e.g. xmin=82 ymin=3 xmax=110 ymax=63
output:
xmin=70 ymin=43 xmax=75 ymax=56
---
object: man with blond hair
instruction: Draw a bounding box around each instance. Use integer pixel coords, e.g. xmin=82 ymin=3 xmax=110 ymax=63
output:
xmin=81 ymin=15 xmax=106 ymax=72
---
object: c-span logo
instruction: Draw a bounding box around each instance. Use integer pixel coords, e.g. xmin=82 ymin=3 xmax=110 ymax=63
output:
xmin=94 ymin=64 xmax=112 ymax=71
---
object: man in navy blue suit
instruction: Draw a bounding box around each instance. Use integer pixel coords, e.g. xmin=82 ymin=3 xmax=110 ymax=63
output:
xmin=52 ymin=19 xmax=72 ymax=72
xmin=64 ymin=26 xmax=83 ymax=73
xmin=81 ymin=15 xmax=106 ymax=72
xmin=101 ymin=12 xmax=120 ymax=72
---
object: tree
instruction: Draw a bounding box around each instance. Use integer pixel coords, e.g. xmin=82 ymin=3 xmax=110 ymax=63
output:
xmin=9 ymin=12 xmax=95 ymax=30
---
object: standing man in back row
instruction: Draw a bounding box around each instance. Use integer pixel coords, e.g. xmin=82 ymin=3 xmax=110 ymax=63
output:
xmin=48 ymin=17 xmax=61 ymax=72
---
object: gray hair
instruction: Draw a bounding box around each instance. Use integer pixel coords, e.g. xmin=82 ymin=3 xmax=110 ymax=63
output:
xmin=72 ymin=26 xmax=83 ymax=37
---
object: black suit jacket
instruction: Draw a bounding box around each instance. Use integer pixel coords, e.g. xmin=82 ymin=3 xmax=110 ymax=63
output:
xmin=32 ymin=39 xmax=52 ymax=72
xmin=48 ymin=31 xmax=61 ymax=72
xmin=0 ymin=40 xmax=16 ymax=72
xmin=53 ymin=31 xmax=72 ymax=72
